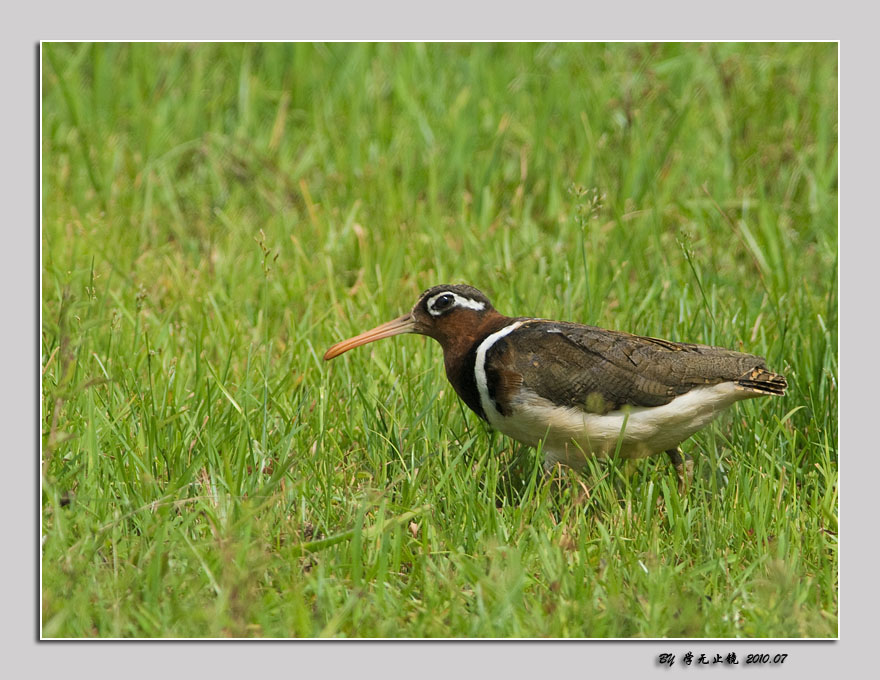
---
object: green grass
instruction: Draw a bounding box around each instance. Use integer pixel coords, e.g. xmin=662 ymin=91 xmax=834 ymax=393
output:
xmin=41 ymin=42 xmax=837 ymax=638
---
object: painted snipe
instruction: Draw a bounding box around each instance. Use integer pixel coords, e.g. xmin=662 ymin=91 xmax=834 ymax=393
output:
xmin=324 ymin=285 xmax=787 ymax=488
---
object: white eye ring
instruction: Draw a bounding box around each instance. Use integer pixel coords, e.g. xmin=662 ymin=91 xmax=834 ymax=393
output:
xmin=426 ymin=291 xmax=486 ymax=317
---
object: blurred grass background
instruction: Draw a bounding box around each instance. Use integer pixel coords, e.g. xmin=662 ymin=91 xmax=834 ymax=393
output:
xmin=41 ymin=42 xmax=837 ymax=637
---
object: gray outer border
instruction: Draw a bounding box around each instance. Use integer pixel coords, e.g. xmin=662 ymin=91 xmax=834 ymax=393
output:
xmin=12 ymin=1 xmax=867 ymax=677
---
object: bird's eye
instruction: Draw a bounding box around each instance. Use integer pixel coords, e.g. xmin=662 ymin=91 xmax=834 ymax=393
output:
xmin=427 ymin=292 xmax=456 ymax=316
xmin=434 ymin=294 xmax=454 ymax=310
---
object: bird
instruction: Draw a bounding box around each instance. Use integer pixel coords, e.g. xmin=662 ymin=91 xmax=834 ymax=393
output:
xmin=323 ymin=284 xmax=787 ymax=489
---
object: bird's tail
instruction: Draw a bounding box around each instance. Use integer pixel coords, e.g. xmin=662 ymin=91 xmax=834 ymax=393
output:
xmin=736 ymin=366 xmax=788 ymax=396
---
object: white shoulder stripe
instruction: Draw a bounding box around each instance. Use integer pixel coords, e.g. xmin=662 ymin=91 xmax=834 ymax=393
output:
xmin=474 ymin=321 xmax=523 ymax=423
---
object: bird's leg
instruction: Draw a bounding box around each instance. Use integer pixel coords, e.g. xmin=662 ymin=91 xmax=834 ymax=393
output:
xmin=541 ymin=446 xmax=591 ymax=499
xmin=666 ymin=447 xmax=694 ymax=493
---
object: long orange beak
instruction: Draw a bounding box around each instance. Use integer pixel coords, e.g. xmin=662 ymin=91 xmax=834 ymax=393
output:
xmin=323 ymin=313 xmax=416 ymax=360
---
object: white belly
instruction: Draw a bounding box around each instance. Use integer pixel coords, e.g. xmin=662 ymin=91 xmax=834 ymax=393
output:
xmin=485 ymin=382 xmax=755 ymax=468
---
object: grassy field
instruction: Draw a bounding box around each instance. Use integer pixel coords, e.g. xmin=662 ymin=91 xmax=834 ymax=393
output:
xmin=41 ymin=42 xmax=837 ymax=638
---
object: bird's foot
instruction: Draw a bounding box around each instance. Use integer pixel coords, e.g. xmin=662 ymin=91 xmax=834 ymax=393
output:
xmin=665 ymin=448 xmax=694 ymax=494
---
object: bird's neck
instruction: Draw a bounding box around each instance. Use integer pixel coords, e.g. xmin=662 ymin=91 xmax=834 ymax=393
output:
xmin=437 ymin=313 xmax=516 ymax=421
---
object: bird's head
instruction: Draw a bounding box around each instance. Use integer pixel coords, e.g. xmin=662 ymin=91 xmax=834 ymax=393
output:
xmin=323 ymin=284 xmax=499 ymax=360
